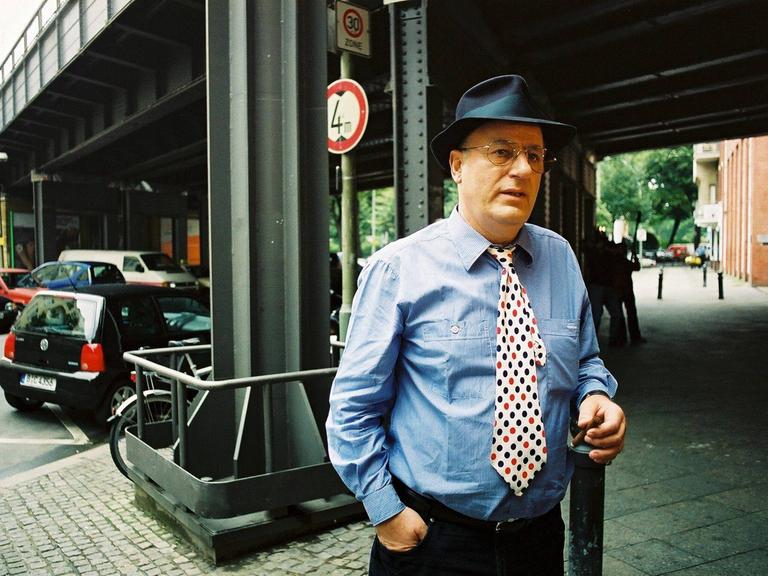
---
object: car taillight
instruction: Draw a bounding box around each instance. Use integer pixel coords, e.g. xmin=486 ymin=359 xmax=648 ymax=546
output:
xmin=80 ymin=343 xmax=105 ymax=372
xmin=4 ymin=333 xmax=15 ymax=360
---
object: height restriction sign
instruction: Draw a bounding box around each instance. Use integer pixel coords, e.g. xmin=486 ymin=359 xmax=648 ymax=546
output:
xmin=327 ymin=78 xmax=369 ymax=154
xmin=336 ymin=1 xmax=371 ymax=57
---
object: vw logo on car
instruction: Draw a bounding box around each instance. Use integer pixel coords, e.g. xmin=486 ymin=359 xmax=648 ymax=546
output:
xmin=39 ymin=338 xmax=49 ymax=351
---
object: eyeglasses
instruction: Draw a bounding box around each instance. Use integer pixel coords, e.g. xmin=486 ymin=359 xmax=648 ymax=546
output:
xmin=459 ymin=140 xmax=554 ymax=174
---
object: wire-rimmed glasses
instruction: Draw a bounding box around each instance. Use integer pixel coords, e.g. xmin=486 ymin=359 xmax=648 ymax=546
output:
xmin=459 ymin=140 xmax=555 ymax=173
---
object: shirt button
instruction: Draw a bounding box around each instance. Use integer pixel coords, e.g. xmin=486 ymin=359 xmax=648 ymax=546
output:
xmin=450 ymin=324 xmax=460 ymax=334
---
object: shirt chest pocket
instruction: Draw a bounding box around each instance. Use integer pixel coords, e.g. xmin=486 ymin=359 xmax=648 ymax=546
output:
xmin=537 ymin=318 xmax=579 ymax=395
xmin=421 ymin=319 xmax=493 ymax=400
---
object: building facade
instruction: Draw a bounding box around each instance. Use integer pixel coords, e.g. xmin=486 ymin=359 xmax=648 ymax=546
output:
xmin=717 ymin=136 xmax=768 ymax=286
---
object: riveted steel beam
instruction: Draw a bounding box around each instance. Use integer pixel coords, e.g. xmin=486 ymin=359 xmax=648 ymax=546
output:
xmin=389 ymin=0 xmax=444 ymax=238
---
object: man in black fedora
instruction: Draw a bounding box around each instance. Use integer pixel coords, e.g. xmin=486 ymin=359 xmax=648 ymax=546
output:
xmin=327 ymin=75 xmax=626 ymax=575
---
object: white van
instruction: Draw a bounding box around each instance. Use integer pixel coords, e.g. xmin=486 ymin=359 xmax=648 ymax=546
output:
xmin=58 ymin=250 xmax=198 ymax=289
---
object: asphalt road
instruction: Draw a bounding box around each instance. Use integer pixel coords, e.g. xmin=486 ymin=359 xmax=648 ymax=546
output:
xmin=0 ymin=332 xmax=108 ymax=481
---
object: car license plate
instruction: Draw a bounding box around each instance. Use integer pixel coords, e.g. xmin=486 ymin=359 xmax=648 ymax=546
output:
xmin=20 ymin=373 xmax=56 ymax=391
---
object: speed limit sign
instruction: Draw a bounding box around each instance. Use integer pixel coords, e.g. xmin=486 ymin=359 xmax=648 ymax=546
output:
xmin=327 ymin=79 xmax=369 ymax=154
xmin=336 ymin=1 xmax=371 ymax=58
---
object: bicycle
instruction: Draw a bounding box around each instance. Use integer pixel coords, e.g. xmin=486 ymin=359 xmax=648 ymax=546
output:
xmin=108 ymin=340 xmax=211 ymax=478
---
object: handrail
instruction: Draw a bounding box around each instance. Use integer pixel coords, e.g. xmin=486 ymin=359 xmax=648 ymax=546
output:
xmin=122 ymin=343 xmax=339 ymax=472
xmin=123 ymin=345 xmax=338 ymax=392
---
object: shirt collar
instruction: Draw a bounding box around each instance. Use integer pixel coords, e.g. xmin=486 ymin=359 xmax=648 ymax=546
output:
xmin=447 ymin=206 xmax=535 ymax=270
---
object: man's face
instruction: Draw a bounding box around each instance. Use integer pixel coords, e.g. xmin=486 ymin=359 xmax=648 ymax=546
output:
xmin=449 ymin=121 xmax=544 ymax=244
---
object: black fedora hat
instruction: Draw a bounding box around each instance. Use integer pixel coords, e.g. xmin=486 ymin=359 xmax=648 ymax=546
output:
xmin=430 ymin=75 xmax=576 ymax=172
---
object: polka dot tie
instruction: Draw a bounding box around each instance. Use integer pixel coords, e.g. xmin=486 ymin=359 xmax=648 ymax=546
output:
xmin=488 ymin=245 xmax=547 ymax=496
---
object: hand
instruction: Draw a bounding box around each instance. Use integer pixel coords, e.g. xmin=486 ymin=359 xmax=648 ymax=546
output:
xmin=578 ymin=394 xmax=626 ymax=464
xmin=375 ymin=507 xmax=428 ymax=553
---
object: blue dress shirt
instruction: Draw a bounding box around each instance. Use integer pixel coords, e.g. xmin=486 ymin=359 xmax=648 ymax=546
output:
xmin=326 ymin=207 xmax=618 ymax=526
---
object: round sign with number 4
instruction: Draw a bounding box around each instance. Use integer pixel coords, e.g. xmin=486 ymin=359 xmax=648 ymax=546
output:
xmin=327 ymin=79 xmax=369 ymax=154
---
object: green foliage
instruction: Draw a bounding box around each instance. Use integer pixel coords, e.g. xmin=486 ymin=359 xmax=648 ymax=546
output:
xmin=443 ymin=179 xmax=458 ymax=218
xmin=597 ymin=146 xmax=697 ymax=246
xmin=329 ymin=193 xmax=341 ymax=254
xmin=330 ymin=180 xmax=461 ymax=257
xmin=357 ymin=187 xmax=397 ymax=257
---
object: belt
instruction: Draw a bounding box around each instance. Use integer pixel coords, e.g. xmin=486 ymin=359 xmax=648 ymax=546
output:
xmin=392 ymin=477 xmax=535 ymax=533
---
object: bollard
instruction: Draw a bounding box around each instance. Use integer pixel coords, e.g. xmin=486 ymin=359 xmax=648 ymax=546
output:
xmin=657 ymin=268 xmax=663 ymax=299
xmin=718 ymin=271 xmax=724 ymax=299
xmin=568 ymin=442 xmax=606 ymax=576
xmin=702 ymin=264 xmax=707 ymax=287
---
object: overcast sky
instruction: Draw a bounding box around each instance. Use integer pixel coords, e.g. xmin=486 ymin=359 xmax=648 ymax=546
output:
xmin=0 ymin=0 xmax=44 ymax=65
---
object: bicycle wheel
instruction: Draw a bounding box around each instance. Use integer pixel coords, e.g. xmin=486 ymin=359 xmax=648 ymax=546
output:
xmin=109 ymin=395 xmax=174 ymax=478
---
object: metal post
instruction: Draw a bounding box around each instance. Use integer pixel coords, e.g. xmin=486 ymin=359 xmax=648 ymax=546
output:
xmin=568 ymin=443 xmax=606 ymax=576
xmin=339 ymin=52 xmax=358 ymax=342
xmin=657 ymin=268 xmax=663 ymax=300
xmin=32 ymin=178 xmax=44 ymax=266
xmin=135 ymin=365 xmax=145 ymax=439
xmin=703 ymin=263 xmax=707 ymax=287
xmin=177 ymin=379 xmax=188 ymax=470
xmin=718 ymin=271 xmax=724 ymax=299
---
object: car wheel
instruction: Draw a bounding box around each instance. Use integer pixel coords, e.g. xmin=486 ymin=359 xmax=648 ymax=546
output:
xmin=4 ymin=391 xmax=44 ymax=411
xmin=98 ymin=381 xmax=135 ymax=424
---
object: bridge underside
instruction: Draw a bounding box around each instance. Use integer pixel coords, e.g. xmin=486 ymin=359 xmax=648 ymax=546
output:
xmin=1 ymin=0 xmax=766 ymax=193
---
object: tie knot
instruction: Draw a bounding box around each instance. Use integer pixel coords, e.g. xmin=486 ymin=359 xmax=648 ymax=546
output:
xmin=488 ymin=245 xmax=515 ymax=267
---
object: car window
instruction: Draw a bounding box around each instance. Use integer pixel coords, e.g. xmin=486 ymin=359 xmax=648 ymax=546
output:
xmin=32 ymin=263 xmax=60 ymax=284
xmin=140 ymin=253 xmax=184 ymax=273
xmin=15 ymin=294 xmax=101 ymax=340
xmin=123 ymin=256 xmax=144 ymax=272
xmin=116 ymin=297 xmax=162 ymax=337
xmin=1 ymin=272 xmax=25 ymax=288
xmin=57 ymin=263 xmax=83 ymax=281
xmin=16 ymin=273 xmax=38 ymax=288
xmin=155 ymin=295 xmax=211 ymax=333
xmin=92 ymin=264 xmax=125 ymax=284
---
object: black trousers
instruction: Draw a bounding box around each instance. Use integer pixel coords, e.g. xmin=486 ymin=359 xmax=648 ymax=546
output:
xmin=368 ymin=503 xmax=564 ymax=576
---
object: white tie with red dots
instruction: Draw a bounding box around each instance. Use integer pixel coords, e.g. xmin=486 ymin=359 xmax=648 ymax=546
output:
xmin=488 ymin=245 xmax=548 ymax=496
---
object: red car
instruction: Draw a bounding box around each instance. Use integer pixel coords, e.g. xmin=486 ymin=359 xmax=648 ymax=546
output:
xmin=0 ymin=268 xmax=34 ymax=332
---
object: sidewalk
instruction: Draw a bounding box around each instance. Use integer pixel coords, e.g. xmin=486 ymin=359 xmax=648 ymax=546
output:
xmin=1 ymin=265 xmax=767 ymax=575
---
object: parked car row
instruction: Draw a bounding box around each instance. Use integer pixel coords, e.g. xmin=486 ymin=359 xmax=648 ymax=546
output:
xmin=0 ymin=250 xmax=202 ymax=331
xmin=0 ymin=250 xmax=210 ymax=424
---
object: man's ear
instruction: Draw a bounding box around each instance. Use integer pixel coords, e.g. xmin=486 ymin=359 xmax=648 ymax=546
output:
xmin=449 ymin=150 xmax=463 ymax=183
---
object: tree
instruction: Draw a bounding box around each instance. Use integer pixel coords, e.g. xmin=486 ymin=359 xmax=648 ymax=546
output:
xmin=597 ymin=151 xmax=652 ymax=227
xmin=643 ymin=147 xmax=698 ymax=246
xmin=597 ymin=146 xmax=697 ymax=247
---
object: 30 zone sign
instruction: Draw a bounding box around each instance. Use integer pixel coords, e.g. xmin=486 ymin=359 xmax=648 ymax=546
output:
xmin=327 ymin=79 xmax=369 ymax=154
xmin=336 ymin=1 xmax=371 ymax=57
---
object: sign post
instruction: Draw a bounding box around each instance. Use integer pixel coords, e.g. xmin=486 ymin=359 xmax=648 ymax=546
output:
xmin=331 ymin=2 xmax=372 ymax=341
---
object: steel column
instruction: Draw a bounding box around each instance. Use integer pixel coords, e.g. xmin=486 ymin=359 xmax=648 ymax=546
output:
xmin=192 ymin=0 xmax=329 ymax=479
xmin=390 ymin=0 xmax=444 ymax=238
xmin=31 ymin=176 xmax=56 ymax=264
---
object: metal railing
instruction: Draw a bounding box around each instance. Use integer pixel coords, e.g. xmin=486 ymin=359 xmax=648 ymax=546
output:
xmin=123 ymin=343 xmax=338 ymax=470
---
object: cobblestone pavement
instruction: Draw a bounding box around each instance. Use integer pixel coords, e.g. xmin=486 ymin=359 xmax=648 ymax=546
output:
xmin=0 ymin=444 xmax=373 ymax=575
xmin=1 ymin=266 xmax=767 ymax=575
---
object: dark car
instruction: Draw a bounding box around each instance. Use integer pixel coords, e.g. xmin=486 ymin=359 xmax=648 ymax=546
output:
xmin=0 ymin=284 xmax=210 ymax=422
